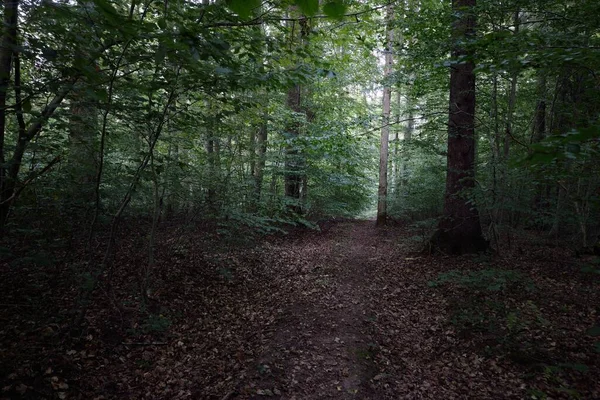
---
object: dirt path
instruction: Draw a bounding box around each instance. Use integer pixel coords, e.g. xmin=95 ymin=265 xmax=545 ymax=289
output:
xmin=240 ymin=220 xmax=393 ymax=399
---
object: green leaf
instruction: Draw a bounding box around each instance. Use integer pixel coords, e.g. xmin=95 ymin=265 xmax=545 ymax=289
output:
xmin=323 ymin=1 xmax=347 ymax=20
xmin=226 ymin=0 xmax=260 ymax=19
xmin=296 ymin=0 xmax=319 ymax=16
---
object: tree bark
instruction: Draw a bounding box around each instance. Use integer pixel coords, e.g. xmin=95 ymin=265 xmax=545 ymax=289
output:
xmin=285 ymin=83 xmax=303 ymax=213
xmin=254 ymin=115 xmax=268 ymax=204
xmin=284 ymin=15 xmax=309 ymax=214
xmin=531 ymin=73 xmax=547 ymax=143
xmin=68 ymin=85 xmax=98 ymax=209
xmin=430 ymin=0 xmax=487 ymax=254
xmin=376 ymin=4 xmax=394 ymax=226
xmin=0 ymin=0 xmax=19 ymax=236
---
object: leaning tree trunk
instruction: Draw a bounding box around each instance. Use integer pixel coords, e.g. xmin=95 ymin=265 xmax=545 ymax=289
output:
xmin=430 ymin=0 xmax=487 ymax=254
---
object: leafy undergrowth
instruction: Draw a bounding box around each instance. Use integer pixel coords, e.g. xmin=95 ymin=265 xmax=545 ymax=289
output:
xmin=0 ymin=220 xmax=599 ymax=399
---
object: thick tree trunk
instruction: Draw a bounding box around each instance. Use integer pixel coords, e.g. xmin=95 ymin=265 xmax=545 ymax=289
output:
xmin=376 ymin=4 xmax=394 ymax=226
xmin=284 ymin=15 xmax=310 ymax=214
xmin=0 ymin=0 xmax=18 ymax=236
xmin=430 ymin=0 xmax=487 ymax=254
xmin=68 ymin=86 xmax=98 ymax=209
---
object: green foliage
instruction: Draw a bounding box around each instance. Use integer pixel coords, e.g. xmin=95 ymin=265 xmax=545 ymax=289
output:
xmin=296 ymin=0 xmax=320 ymax=17
xmin=225 ymin=0 xmax=261 ymax=19
xmin=323 ymin=2 xmax=348 ymax=20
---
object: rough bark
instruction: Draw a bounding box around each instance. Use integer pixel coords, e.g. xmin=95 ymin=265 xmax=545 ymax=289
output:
xmin=430 ymin=0 xmax=487 ymax=254
xmin=376 ymin=4 xmax=394 ymax=226
xmin=0 ymin=0 xmax=19 ymax=235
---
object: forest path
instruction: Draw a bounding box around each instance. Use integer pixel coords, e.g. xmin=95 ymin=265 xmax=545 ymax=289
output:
xmin=241 ymin=220 xmax=401 ymax=399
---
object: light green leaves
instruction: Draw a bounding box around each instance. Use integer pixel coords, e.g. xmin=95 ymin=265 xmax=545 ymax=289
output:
xmin=227 ymin=0 xmax=346 ymax=20
xmin=225 ymin=0 xmax=261 ymax=19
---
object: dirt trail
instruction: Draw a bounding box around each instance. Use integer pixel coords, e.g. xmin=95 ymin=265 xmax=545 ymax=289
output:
xmin=242 ymin=220 xmax=390 ymax=399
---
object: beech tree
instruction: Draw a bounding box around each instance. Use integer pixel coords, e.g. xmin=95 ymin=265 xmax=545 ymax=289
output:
xmin=376 ymin=3 xmax=395 ymax=226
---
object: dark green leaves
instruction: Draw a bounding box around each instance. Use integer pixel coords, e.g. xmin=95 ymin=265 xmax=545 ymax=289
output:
xmin=296 ymin=0 xmax=319 ymax=17
xmin=323 ymin=1 xmax=347 ymax=20
xmin=226 ymin=0 xmax=261 ymax=19
xmin=22 ymin=98 xmax=32 ymax=113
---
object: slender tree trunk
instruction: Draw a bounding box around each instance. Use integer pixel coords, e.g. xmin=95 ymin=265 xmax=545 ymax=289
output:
xmin=392 ymin=91 xmax=400 ymax=197
xmin=430 ymin=0 xmax=487 ymax=254
xmin=254 ymin=113 xmax=268 ymax=205
xmin=532 ymin=73 xmax=547 ymax=143
xmin=503 ymin=11 xmax=520 ymax=160
xmin=402 ymin=88 xmax=414 ymax=188
xmin=285 ymin=83 xmax=302 ymax=213
xmin=377 ymin=4 xmax=394 ymax=226
xmin=206 ymin=134 xmax=218 ymax=214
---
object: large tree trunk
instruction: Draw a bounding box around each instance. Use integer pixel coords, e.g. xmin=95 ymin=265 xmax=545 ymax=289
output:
xmin=284 ymin=15 xmax=309 ymax=214
xmin=376 ymin=4 xmax=394 ymax=226
xmin=430 ymin=0 xmax=487 ymax=254
xmin=0 ymin=0 xmax=19 ymax=236
xmin=68 ymin=85 xmax=98 ymax=210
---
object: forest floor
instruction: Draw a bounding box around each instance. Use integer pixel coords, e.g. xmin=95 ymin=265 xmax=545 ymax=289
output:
xmin=1 ymin=219 xmax=599 ymax=399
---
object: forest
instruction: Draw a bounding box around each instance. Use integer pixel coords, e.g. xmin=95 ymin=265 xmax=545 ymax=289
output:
xmin=0 ymin=0 xmax=599 ymax=398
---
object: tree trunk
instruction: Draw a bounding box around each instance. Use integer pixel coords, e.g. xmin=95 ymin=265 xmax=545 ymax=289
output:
xmin=285 ymin=83 xmax=303 ymax=213
xmin=254 ymin=114 xmax=268 ymax=204
xmin=502 ymin=11 xmax=520 ymax=160
xmin=376 ymin=4 xmax=394 ymax=226
xmin=284 ymin=15 xmax=309 ymax=214
xmin=0 ymin=0 xmax=18 ymax=236
xmin=531 ymin=73 xmax=547 ymax=143
xmin=68 ymin=85 xmax=98 ymax=210
xmin=430 ymin=0 xmax=487 ymax=254
xmin=402 ymin=85 xmax=414 ymax=188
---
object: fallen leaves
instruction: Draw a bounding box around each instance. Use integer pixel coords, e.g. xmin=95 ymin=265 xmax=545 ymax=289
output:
xmin=1 ymin=220 xmax=599 ymax=399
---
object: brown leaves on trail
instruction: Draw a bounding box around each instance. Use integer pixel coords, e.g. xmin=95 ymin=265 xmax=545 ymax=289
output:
xmin=1 ymin=220 xmax=599 ymax=399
